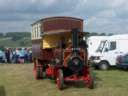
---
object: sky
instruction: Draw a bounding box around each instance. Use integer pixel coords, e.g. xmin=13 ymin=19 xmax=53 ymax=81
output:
xmin=0 ymin=0 xmax=128 ymax=34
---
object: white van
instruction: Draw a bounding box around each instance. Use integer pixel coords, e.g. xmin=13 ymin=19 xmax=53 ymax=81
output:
xmin=87 ymin=36 xmax=108 ymax=58
xmin=90 ymin=34 xmax=128 ymax=70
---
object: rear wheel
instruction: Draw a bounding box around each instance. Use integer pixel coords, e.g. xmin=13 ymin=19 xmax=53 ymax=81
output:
xmin=99 ymin=61 xmax=110 ymax=70
xmin=56 ymin=69 xmax=64 ymax=90
xmin=33 ymin=59 xmax=43 ymax=79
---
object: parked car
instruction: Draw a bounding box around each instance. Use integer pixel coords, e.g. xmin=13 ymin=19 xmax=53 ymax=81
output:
xmin=0 ymin=50 xmax=5 ymax=63
xmin=116 ymin=53 xmax=128 ymax=69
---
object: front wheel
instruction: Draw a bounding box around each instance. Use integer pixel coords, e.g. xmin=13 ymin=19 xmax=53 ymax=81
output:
xmin=99 ymin=61 xmax=110 ymax=70
xmin=56 ymin=69 xmax=64 ymax=90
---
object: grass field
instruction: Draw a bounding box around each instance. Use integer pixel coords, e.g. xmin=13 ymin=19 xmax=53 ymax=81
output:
xmin=0 ymin=64 xmax=128 ymax=96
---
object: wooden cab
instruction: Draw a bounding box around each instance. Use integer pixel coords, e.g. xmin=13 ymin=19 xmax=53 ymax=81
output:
xmin=31 ymin=16 xmax=84 ymax=61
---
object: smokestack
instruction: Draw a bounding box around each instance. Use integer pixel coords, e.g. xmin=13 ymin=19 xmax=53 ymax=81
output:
xmin=71 ymin=28 xmax=79 ymax=52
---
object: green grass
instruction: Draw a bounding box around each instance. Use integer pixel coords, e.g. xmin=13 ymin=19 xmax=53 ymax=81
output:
xmin=0 ymin=64 xmax=128 ymax=96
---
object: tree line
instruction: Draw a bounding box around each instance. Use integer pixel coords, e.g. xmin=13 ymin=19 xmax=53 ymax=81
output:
xmin=0 ymin=31 xmax=113 ymax=48
xmin=85 ymin=32 xmax=114 ymax=37
xmin=0 ymin=32 xmax=113 ymax=40
xmin=0 ymin=32 xmax=31 ymax=48
xmin=0 ymin=32 xmax=31 ymax=41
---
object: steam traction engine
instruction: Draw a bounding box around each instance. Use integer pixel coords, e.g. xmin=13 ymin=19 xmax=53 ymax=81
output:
xmin=31 ymin=17 xmax=94 ymax=90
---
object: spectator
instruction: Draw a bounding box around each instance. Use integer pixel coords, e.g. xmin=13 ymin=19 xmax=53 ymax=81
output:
xmin=24 ymin=48 xmax=28 ymax=63
xmin=18 ymin=48 xmax=25 ymax=64
xmin=0 ymin=47 xmax=32 ymax=64
xmin=11 ymin=49 xmax=17 ymax=63
xmin=5 ymin=48 xmax=11 ymax=63
xmin=27 ymin=48 xmax=32 ymax=63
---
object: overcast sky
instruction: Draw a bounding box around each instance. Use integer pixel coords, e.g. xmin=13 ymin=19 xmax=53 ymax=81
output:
xmin=0 ymin=0 xmax=128 ymax=34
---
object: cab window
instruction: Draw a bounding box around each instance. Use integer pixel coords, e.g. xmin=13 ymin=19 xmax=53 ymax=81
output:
xmin=104 ymin=41 xmax=116 ymax=52
xmin=109 ymin=41 xmax=116 ymax=50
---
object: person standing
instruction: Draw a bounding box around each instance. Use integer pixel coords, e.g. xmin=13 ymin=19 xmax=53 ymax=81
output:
xmin=5 ymin=48 xmax=11 ymax=63
xmin=28 ymin=48 xmax=32 ymax=63
xmin=15 ymin=48 xmax=20 ymax=63
xmin=18 ymin=48 xmax=25 ymax=64
xmin=24 ymin=48 xmax=28 ymax=63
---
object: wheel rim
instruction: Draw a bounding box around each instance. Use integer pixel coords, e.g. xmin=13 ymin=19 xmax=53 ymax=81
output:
xmin=56 ymin=77 xmax=61 ymax=89
xmin=33 ymin=61 xmax=39 ymax=79
xmin=33 ymin=59 xmax=43 ymax=79
xmin=33 ymin=67 xmax=38 ymax=79
xmin=101 ymin=64 xmax=108 ymax=70
xmin=33 ymin=60 xmax=38 ymax=79
xmin=56 ymin=69 xmax=64 ymax=90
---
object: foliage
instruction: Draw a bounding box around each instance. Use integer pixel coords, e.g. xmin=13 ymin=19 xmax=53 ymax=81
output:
xmin=0 ymin=32 xmax=31 ymax=48
xmin=0 ymin=31 xmax=113 ymax=48
xmin=5 ymin=32 xmax=31 ymax=41
xmin=0 ymin=33 xmax=4 ymax=37
xmin=0 ymin=46 xmax=5 ymax=51
xmin=84 ymin=32 xmax=115 ymax=39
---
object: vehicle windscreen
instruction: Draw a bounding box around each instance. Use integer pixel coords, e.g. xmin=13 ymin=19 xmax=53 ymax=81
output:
xmin=122 ymin=54 xmax=128 ymax=63
xmin=96 ymin=41 xmax=106 ymax=52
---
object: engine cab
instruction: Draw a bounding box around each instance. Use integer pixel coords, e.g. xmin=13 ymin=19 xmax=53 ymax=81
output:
xmin=31 ymin=16 xmax=94 ymax=90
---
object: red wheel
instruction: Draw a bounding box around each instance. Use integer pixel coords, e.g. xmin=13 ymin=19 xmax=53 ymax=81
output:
xmin=33 ymin=59 xmax=43 ymax=79
xmin=56 ymin=69 xmax=64 ymax=90
xmin=85 ymin=75 xmax=94 ymax=89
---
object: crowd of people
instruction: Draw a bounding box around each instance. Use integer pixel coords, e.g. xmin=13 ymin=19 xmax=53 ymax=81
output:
xmin=0 ymin=48 xmax=32 ymax=64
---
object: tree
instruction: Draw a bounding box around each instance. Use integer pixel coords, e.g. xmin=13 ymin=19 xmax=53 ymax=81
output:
xmin=0 ymin=46 xmax=5 ymax=51
xmin=0 ymin=33 xmax=4 ymax=37
xmin=99 ymin=33 xmax=106 ymax=36
xmin=108 ymin=33 xmax=113 ymax=36
xmin=5 ymin=32 xmax=31 ymax=41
